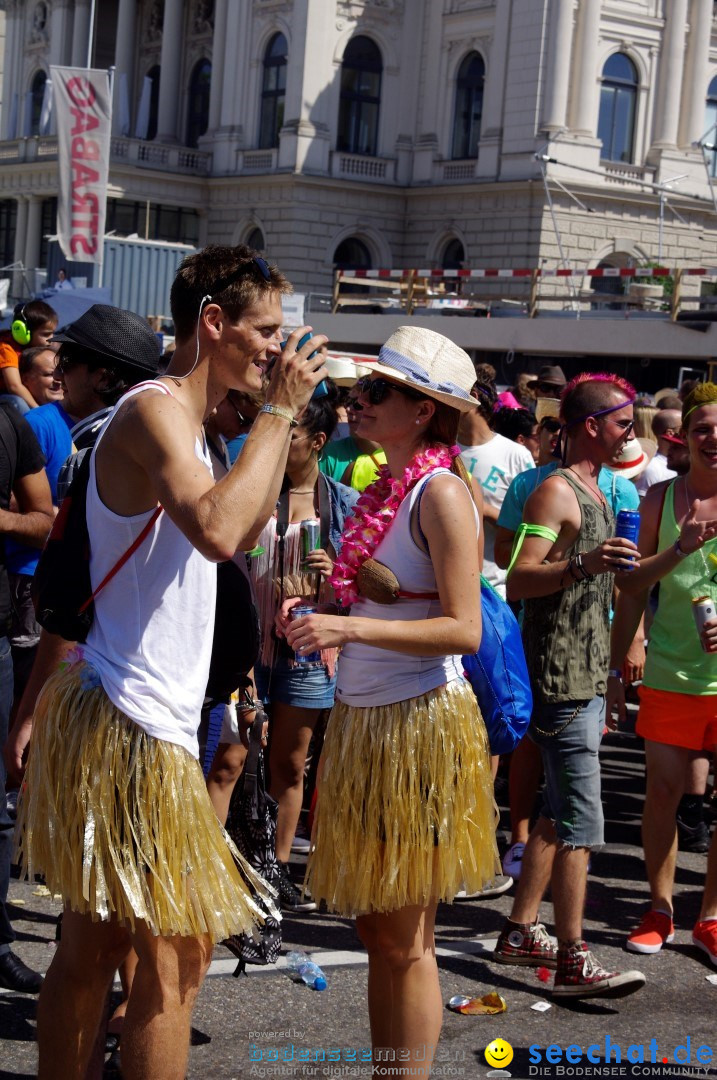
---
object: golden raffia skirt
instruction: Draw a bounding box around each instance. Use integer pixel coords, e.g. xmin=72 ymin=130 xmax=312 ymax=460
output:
xmin=305 ymin=679 xmax=500 ymax=917
xmin=15 ymin=662 xmax=276 ymax=942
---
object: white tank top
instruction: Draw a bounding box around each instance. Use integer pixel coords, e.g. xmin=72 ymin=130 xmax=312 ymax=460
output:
xmin=82 ymin=381 xmax=216 ymax=758
xmin=336 ymin=469 xmax=479 ymax=707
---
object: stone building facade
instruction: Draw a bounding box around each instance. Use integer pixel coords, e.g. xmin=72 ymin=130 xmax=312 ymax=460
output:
xmin=0 ymin=0 xmax=716 ymax=310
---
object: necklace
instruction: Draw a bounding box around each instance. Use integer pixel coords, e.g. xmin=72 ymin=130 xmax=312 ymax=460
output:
xmin=330 ymin=443 xmax=460 ymax=606
xmin=566 ymin=466 xmax=607 ymax=509
xmin=290 ymin=488 xmax=315 ymax=495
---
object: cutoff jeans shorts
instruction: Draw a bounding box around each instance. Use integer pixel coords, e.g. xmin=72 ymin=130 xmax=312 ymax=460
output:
xmin=529 ymin=694 xmax=605 ymax=850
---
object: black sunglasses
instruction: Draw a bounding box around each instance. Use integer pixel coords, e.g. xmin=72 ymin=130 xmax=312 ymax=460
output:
xmin=540 ymin=417 xmax=561 ymax=434
xmin=209 ymin=256 xmax=271 ymax=297
xmin=355 ymin=375 xmax=425 ymax=406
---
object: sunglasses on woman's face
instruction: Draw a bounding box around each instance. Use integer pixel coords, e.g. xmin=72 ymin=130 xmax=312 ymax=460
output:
xmin=540 ymin=418 xmax=561 ymax=434
xmin=355 ymin=375 xmax=425 ymax=406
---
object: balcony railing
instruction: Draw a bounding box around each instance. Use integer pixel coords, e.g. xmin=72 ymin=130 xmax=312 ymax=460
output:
xmin=601 ymin=159 xmax=656 ymax=187
xmin=0 ymin=135 xmax=211 ymax=175
xmin=238 ymin=148 xmax=278 ymax=172
xmin=435 ymin=159 xmax=477 ymax=183
xmin=330 ymin=151 xmax=396 ymax=183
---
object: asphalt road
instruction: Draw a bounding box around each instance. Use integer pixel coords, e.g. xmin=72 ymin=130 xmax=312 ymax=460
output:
xmin=3 ymin=727 xmax=717 ymax=1080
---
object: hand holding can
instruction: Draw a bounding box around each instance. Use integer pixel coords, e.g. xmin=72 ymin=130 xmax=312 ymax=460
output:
xmin=290 ymin=603 xmax=321 ymax=664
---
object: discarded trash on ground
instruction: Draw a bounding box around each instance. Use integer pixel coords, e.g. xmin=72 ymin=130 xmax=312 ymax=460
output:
xmin=531 ymin=1000 xmax=552 ymax=1012
xmin=447 ymin=992 xmax=507 ymax=1015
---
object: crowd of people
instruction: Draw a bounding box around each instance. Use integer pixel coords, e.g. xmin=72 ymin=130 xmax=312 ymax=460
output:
xmin=0 ymin=245 xmax=715 ymax=1078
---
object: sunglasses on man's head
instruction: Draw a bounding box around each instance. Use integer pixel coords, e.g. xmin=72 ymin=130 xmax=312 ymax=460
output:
xmin=208 ymin=256 xmax=271 ymax=297
xmin=355 ymin=375 xmax=425 ymax=405
xmin=536 ymin=382 xmax=561 ymax=395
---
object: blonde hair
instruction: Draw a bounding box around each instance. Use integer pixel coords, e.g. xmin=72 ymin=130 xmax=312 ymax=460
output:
xmin=632 ymin=405 xmax=658 ymax=443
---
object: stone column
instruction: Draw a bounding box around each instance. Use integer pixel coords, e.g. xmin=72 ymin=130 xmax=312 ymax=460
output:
xmin=475 ymin=0 xmax=513 ymax=179
xmin=71 ymin=0 xmax=91 ymax=67
xmin=113 ymin=0 xmax=137 ymax=130
xmin=49 ymin=0 xmax=72 ymax=68
xmin=207 ymin=0 xmax=228 ymax=131
xmin=2 ymin=2 xmax=20 ymax=140
xmin=277 ymin=0 xmax=332 ymax=173
xmin=678 ymin=0 xmax=713 ymax=148
xmin=156 ymin=0 xmax=183 ymax=143
xmin=12 ymin=196 xmax=28 ymax=295
xmin=24 ymin=196 xmax=42 ymax=271
xmin=568 ymin=0 xmax=602 ymax=135
xmin=650 ymin=0 xmax=688 ymax=149
xmin=541 ymin=0 xmax=575 ymax=134
xmin=412 ymin=0 xmax=445 ymax=182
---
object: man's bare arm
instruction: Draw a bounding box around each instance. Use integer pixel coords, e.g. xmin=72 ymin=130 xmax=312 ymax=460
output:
xmin=0 ymin=469 xmax=53 ymax=546
xmin=4 ymin=630 xmax=72 ymax=783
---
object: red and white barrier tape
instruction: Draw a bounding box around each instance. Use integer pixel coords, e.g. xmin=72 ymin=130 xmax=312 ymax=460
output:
xmin=338 ymin=266 xmax=717 ymax=279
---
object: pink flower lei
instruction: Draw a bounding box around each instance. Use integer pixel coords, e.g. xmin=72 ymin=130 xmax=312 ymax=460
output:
xmin=329 ymin=443 xmax=460 ymax=606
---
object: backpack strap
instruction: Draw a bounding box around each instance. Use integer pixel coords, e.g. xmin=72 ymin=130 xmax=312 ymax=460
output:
xmin=78 ymin=505 xmax=162 ymax=613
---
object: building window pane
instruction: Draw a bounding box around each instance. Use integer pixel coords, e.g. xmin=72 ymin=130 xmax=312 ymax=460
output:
xmin=597 ymin=53 xmax=637 ymax=163
xmin=186 ymin=59 xmax=211 ymax=148
xmin=246 ymin=227 xmax=265 ymax=252
xmin=451 ymin=52 xmax=485 ymax=160
xmin=30 ymin=71 xmax=47 ymax=136
xmin=259 ymin=33 xmax=288 ymax=149
xmin=0 ymin=200 xmax=17 ymax=267
xmin=705 ymin=76 xmax=717 ymax=177
xmin=147 ymin=65 xmax=161 ymax=142
xmin=105 ymin=198 xmax=198 ymax=245
xmin=39 ymin=197 xmax=57 ymax=267
xmin=337 ymin=36 xmax=382 ymax=156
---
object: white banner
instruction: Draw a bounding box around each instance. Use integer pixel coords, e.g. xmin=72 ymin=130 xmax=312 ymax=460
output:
xmin=52 ymin=66 xmax=111 ymax=264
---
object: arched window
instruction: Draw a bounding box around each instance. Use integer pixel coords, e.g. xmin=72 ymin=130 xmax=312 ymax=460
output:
xmin=334 ymin=237 xmax=372 ymax=295
xmin=30 ymin=70 xmax=47 ymax=136
xmin=186 ymin=59 xmax=211 ymax=148
xmin=597 ymin=53 xmax=638 ymax=163
xmin=259 ymin=33 xmax=287 ymax=149
xmin=146 ymin=65 xmax=161 ymax=141
xmin=337 ymin=36 xmax=382 ymax=156
xmin=441 ymin=237 xmax=465 ymax=293
xmin=705 ymin=75 xmax=717 ymax=178
xmin=246 ymin=227 xmax=265 ymax=252
xmin=451 ymin=53 xmax=484 ymax=160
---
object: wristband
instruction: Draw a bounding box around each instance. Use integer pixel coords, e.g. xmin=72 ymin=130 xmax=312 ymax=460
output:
xmin=260 ymin=403 xmax=298 ymax=427
xmin=608 ymin=668 xmax=623 ymax=680
xmin=674 ymin=538 xmax=690 ymax=559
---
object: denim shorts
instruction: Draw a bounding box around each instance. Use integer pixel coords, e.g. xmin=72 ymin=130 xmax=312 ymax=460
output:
xmin=529 ymin=695 xmax=605 ymax=850
xmin=255 ymin=658 xmax=337 ymax=711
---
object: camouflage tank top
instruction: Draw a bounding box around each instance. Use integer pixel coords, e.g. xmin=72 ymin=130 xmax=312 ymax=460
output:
xmin=522 ymin=469 xmax=614 ymax=704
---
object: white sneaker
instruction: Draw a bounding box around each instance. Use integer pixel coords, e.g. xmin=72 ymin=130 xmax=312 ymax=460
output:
xmin=502 ymin=842 xmax=526 ymax=879
xmin=454 ymin=875 xmax=513 ymax=900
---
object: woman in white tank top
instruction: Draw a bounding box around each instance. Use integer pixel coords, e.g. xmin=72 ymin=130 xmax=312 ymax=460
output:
xmin=278 ymin=328 xmax=499 ymax=1078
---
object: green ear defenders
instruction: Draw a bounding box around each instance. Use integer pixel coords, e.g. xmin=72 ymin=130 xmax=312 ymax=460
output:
xmin=11 ymin=305 xmax=31 ymax=346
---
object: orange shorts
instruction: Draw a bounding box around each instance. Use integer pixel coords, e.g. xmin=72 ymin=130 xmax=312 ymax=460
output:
xmin=637 ymin=685 xmax=717 ymax=751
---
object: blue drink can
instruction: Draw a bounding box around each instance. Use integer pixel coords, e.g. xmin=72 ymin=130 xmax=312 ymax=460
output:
xmin=616 ymin=509 xmax=640 ymax=565
xmin=290 ymin=604 xmax=321 ymax=664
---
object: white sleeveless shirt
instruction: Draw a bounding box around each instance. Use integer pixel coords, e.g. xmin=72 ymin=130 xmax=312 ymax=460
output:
xmin=336 ymin=469 xmax=479 ymax=707
xmin=82 ymin=381 xmax=216 ymax=758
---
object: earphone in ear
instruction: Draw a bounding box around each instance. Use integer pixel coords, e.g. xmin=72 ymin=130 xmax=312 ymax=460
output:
xmin=11 ymin=305 xmax=30 ymax=346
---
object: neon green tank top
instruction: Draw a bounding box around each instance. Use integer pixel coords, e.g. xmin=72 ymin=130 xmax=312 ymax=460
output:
xmin=350 ymin=451 xmax=387 ymax=492
xmin=643 ymin=480 xmax=717 ymax=695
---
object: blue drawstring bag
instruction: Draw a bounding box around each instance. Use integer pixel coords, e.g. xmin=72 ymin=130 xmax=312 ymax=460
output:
xmin=462 ymin=575 xmax=532 ymax=756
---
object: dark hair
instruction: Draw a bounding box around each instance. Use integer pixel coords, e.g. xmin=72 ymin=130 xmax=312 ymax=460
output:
xmin=475 ymin=362 xmax=497 ymax=383
xmin=170 ymin=244 xmax=291 ymax=342
xmin=19 ymin=345 xmax=55 ymax=378
xmin=471 ymin=375 xmax=497 ymax=420
xmin=58 ymin=342 xmax=141 ymax=406
xmin=297 ymin=379 xmax=340 ymax=442
xmin=23 ymin=300 xmax=57 ymax=333
xmin=656 ymin=393 xmax=682 ymax=411
xmin=493 ymin=407 xmax=536 ymax=442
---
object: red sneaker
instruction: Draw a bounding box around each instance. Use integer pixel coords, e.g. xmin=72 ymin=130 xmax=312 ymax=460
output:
xmin=626 ymin=910 xmax=675 ymax=955
xmin=692 ymin=919 xmax=717 ymax=966
xmin=492 ymin=920 xmax=558 ymax=968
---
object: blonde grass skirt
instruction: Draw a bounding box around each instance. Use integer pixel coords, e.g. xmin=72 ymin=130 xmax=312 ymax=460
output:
xmin=15 ymin=662 xmax=276 ymax=942
xmin=305 ymin=679 xmax=500 ymax=917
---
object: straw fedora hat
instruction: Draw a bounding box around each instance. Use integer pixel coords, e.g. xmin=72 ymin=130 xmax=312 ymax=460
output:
xmin=360 ymin=326 xmax=477 ymax=412
xmin=604 ymin=437 xmax=656 ymax=481
xmin=325 ymin=356 xmax=371 ymax=386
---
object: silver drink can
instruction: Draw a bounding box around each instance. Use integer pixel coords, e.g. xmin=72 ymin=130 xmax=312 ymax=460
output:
xmin=300 ymin=520 xmax=321 ymax=573
xmin=692 ymin=596 xmax=716 ymax=652
xmin=290 ymin=603 xmax=321 ymax=664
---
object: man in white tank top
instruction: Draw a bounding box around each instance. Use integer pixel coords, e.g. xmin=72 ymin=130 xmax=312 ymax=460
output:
xmin=18 ymin=246 xmax=330 ymax=1079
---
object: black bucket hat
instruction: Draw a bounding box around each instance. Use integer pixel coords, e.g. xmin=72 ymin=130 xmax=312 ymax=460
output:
xmin=52 ymin=304 xmax=160 ymax=375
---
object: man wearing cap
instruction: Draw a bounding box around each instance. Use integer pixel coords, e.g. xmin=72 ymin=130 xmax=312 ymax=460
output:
xmin=635 ymin=409 xmax=680 ymax=497
xmin=13 ymin=248 xmax=328 ymax=1079
xmin=527 ymin=365 xmax=567 ymax=399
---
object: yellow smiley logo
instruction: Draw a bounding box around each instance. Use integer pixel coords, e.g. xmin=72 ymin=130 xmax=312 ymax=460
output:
xmin=485 ymin=1039 xmax=514 ymax=1069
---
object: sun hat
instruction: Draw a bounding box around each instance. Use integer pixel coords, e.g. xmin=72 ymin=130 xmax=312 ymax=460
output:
xmin=662 ymin=432 xmax=687 ymax=447
xmin=535 ymin=397 xmax=561 ymax=422
xmin=325 ymin=356 xmax=371 ymax=386
xmin=359 ymin=326 xmax=477 ymax=413
xmin=527 ymin=365 xmax=567 ymax=390
xmin=604 ymin=437 xmax=656 ymax=481
xmin=52 ymin=304 xmax=161 ymax=375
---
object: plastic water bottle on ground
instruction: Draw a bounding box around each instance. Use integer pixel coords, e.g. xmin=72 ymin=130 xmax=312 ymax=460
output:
xmin=285 ymin=950 xmax=327 ymax=990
